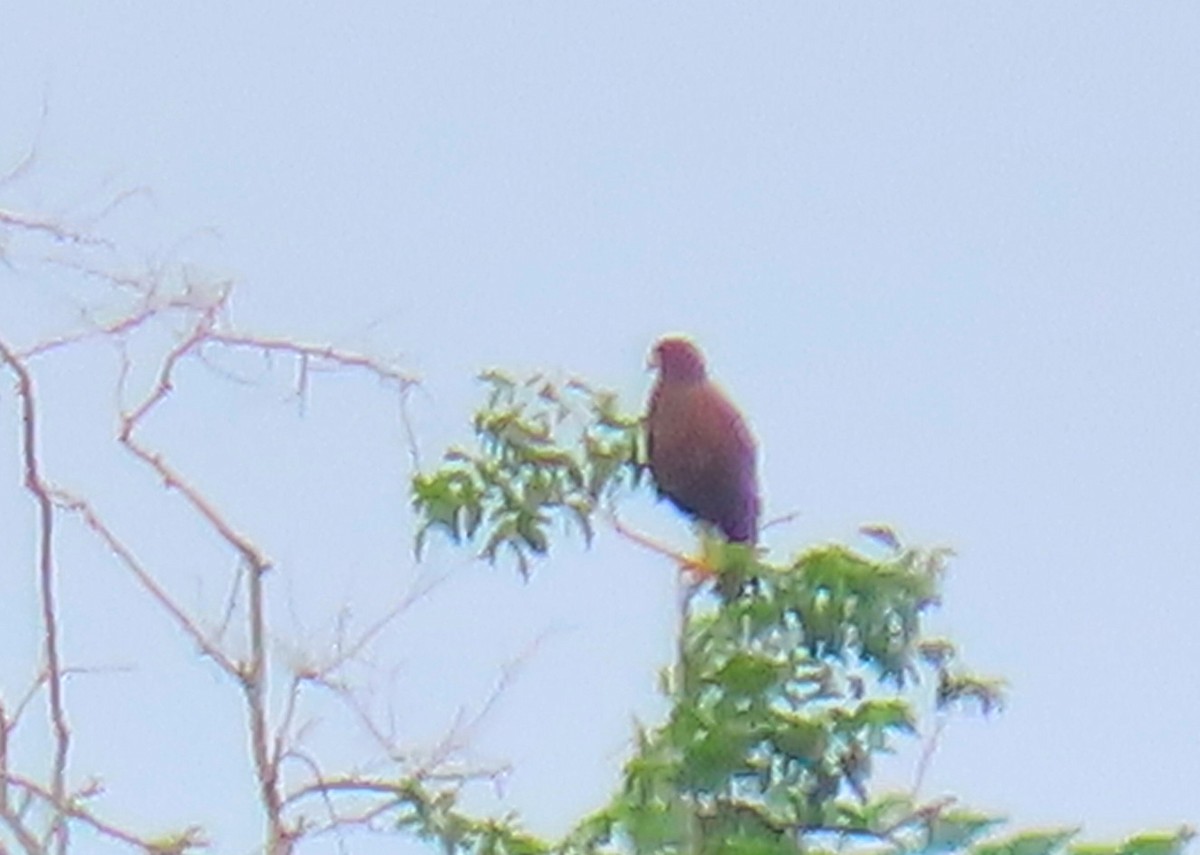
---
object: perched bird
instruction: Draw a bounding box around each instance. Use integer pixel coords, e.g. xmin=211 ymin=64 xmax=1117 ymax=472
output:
xmin=645 ymin=336 xmax=759 ymax=545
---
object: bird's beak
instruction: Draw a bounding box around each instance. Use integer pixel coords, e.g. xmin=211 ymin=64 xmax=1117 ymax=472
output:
xmin=646 ymin=350 xmax=660 ymax=372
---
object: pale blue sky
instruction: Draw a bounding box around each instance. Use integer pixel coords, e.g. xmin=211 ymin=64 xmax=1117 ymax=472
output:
xmin=1 ymin=4 xmax=1197 ymax=853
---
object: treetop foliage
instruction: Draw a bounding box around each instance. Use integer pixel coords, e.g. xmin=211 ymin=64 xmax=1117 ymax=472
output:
xmin=409 ymin=371 xmax=1193 ymax=855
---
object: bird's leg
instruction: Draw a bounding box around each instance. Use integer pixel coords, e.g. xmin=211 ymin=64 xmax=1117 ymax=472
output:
xmin=678 ymin=553 xmax=717 ymax=583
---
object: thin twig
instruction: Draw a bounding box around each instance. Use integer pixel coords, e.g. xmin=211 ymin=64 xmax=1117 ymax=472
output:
xmin=2 ymin=774 xmax=208 ymax=854
xmin=0 ymin=701 xmax=8 ymax=815
xmin=50 ymin=491 xmax=240 ymax=676
xmin=6 ymin=666 xmax=133 ymax=739
xmin=316 ymin=573 xmax=445 ymax=678
xmin=762 ymin=510 xmax=801 ymax=532
xmin=204 ymin=332 xmax=416 ymax=390
xmin=606 ymin=512 xmax=715 ymax=581
xmin=911 ymin=713 xmax=949 ymax=799
xmin=0 ymin=208 xmax=96 ymax=246
xmin=416 ymin=630 xmax=548 ymax=777
xmin=0 ymin=99 xmax=43 ymax=188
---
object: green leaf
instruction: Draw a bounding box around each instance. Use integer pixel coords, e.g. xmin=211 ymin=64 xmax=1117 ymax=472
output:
xmin=480 ymin=518 xmax=519 ymax=565
xmin=615 ymin=793 xmax=686 ymax=851
xmin=849 ymin=698 xmax=916 ymax=734
xmin=714 ymin=652 xmax=783 ymax=697
xmin=517 ymin=513 xmax=549 ymax=555
xmin=919 ymin=638 xmax=958 ymax=667
xmin=926 ymin=809 xmax=1006 ymax=853
xmin=770 ymin=714 xmax=828 ymax=764
xmin=682 ymin=728 xmax=755 ymax=792
xmin=938 ymin=671 xmax=1007 ymax=715
xmin=975 ymin=828 xmax=1079 ymax=855
xmin=1116 ymin=828 xmax=1198 ymax=855
xmin=715 ymin=832 xmax=801 ymax=855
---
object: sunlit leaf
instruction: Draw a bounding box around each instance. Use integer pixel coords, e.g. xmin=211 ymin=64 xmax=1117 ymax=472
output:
xmin=975 ymin=828 xmax=1079 ymax=855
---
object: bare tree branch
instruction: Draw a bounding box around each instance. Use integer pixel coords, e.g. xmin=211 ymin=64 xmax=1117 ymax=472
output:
xmin=48 ymin=490 xmax=240 ymax=676
xmin=1 ymin=774 xmax=207 ymax=854
xmin=0 ymin=798 xmax=42 ymax=855
xmin=95 ymin=280 xmax=421 ymax=852
xmin=1 ymin=196 xmax=522 ymax=853
xmin=0 ymin=338 xmax=72 ymax=855
xmin=0 ymin=208 xmax=97 ymax=247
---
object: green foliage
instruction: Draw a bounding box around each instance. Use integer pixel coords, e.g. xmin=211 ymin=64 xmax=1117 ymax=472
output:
xmin=390 ymin=779 xmax=551 ymax=855
xmin=561 ymin=541 xmax=1004 ymax=854
xmin=1072 ymin=829 xmax=1197 ymax=855
xmin=412 ymin=372 xmax=641 ymax=576
xmin=408 ymin=372 xmax=1193 ymax=855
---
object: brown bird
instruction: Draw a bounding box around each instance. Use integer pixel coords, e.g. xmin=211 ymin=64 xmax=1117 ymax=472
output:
xmin=645 ymin=336 xmax=759 ymax=544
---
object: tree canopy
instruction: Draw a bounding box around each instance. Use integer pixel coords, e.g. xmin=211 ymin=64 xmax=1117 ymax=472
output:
xmin=409 ymin=371 xmax=1193 ymax=855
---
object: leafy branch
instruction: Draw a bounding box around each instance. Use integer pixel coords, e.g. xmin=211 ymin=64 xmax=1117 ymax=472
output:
xmin=413 ymin=372 xmax=642 ymax=576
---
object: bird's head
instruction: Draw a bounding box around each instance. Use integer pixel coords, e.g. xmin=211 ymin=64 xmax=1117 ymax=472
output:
xmin=649 ymin=336 xmax=708 ymax=384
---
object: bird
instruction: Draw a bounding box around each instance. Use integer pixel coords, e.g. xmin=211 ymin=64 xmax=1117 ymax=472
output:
xmin=645 ymin=336 xmax=759 ymax=546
